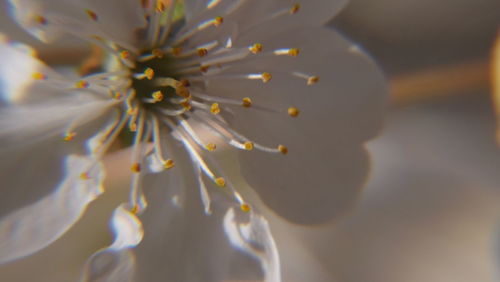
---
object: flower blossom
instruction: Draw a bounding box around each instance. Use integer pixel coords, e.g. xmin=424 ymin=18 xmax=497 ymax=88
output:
xmin=0 ymin=0 xmax=386 ymax=281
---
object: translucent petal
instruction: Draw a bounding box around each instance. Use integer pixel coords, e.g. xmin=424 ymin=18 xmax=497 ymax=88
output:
xmin=80 ymin=205 xmax=143 ymax=282
xmin=0 ymin=154 xmax=104 ymax=264
xmin=8 ymin=0 xmax=146 ymax=47
xmin=205 ymin=27 xmax=387 ymax=223
xmin=224 ymin=208 xmax=281 ymax=282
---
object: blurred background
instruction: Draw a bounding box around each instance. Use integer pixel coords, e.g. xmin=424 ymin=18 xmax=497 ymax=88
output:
xmin=0 ymin=0 xmax=499 ymax=281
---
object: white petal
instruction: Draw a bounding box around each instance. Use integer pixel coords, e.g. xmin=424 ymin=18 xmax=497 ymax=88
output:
xmin=80 ymin=205 xmax=142 ymax=282
xmin=8 ymin=0 xmax=146 ymax=47
xmin=204 ymin=27 xmax=387 ymax=224
xmin=224 ymin=208 xmax=281 ymax=282
xmin=0 ymin=154 xmax=104 ymax=264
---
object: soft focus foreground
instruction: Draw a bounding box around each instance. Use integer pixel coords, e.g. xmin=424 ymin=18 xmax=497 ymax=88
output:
xmin=0 ymin=0 xmax=499 ymax=282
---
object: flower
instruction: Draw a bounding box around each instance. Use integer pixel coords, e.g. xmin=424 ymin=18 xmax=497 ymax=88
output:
xmin=0 ymin=0 xmax=386 ymax=281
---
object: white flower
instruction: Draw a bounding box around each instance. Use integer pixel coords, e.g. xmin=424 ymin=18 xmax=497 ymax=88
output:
xmin=0 ymin=0 xmax=386 ymax=281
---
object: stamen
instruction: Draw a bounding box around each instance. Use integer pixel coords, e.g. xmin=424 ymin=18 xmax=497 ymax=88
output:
xmin=288 ymin=107 xmax=300 ymax=117
xmin=210 ymin=103 xmax=221 ymax=114
xmin=85 ymin=9 xmax=98 ymax=21
xmin=80 ymin=172 xmax=91 ymax=180
xmin=292 ymin=72 xmax=320 ymax=85
xmin=131 ymin=163 xmax=141 ymax=173
xmin=290 ymin=3 xmax=301 ymax=14
xmin=249 ymin=43 xmax=263 ymax=54
xmin=163 ymin=159 xmax=175 ymax=169
xmin=273 ymin=48 xmax=300 ymax=57
xmin=206 ymin=143 xmax=217 ymax=151
xmin=242 ymin=97 xmax=252 ymax=108
xmin=215 ymin=177 xmax=226 ymax=187
xmin=278 ymin=145 xmax=288 ymax=155
xmin=244 ymin=141 xmax=254 ymax=151
xmin=63 ymin=131 xmax=76 ymax=141
xmin=240 ymin=203 xmax=251 ymax=212
xmin=75 ymin=80 xmax=90 ymax=89
xmin=32 ymin=72 xmax=47 ymax=80
xmin=34 ymin=15 xmax=48 ymax=25
xmin=197 ymin=48 xmax=208 ymax=57
xmin=152 ymin=90 xmax=164 ymax=102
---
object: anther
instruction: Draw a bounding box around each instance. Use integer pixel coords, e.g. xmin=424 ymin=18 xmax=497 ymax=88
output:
xmin=172 ymin=47 xmax=182 ymax=56
xmin=215 ymin=177 xmax=226 ymax=187
xmin=152 ymin=48 xmax=164 ymax=58
xmin=206 ymin=143 xmax=217 ymax=151
xmin=200 ymin=65 xmax=210 ymax=73
xmin=197 ymin=48 xmax=208 ymax=57
xmin=80 ymin=172 xmax=91 ymax=180
xmin=249 ymin=43 xmax=263 ymax=54
xmin=114 ymin=92 xmax=123 ymax=100
xmin=144 ymin=68 xmax=155 ymax=80
xmin=261 ymin=72 xmax=272 ymax=83
xmin=156 ymin=1 xmax=165 ymax=12
xmin=288 ymin=48 xmax=300 ymax=56
xmin=152 ymin=90 xmax=164 ymax=102
xmin=278 ymin=145 xmax=288 ymax=155
xmin=34 ymin=15 xmax=48 ymax=25
xmin=242 ymin=97 xmax=252 ymax=108
xmin=131 ymin=163 xmax=141 ymax=173
xmin=75 ymin=80 xmax=89 ymax=88
xmin=63 ymin=132 xmax=76 ymax=141
xmin=244 ymin=141 xmax=254 ymax=151
xmin=307 ymin=76 xmax=319 ymax=85
xmin=130 ymin=205 xmax=140 ymax=214
xmin=210 ymin=103 xmax=221 ymax=115
xmin=290 ymin=3 xmax=300 ymax=14
xmin=32 ymin=72 xmax=47 ymax=80
xmin=180 ymin=101 xmax=192 ymax=110
xmin=213 ymin=16 xmax=224 ymax=27
xmin=85 ymin=9 xmax=98 ymax=21
xmin=240 ymin=203 xmax=251 ymax=213
xmin=163 ymin=159 xmax=175 ymax=169
xmin=288 ymin=107 xmax=299 ymax=117
xmin=120 ymin=50 xmax=130 ymax=60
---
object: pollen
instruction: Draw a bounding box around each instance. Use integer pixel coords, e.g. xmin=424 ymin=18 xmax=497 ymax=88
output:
xmin=63 ymin=132 xmax=76 ymax=141
xmin=215 ymin=177 xmax=226 ymax=187
xmin=75 ymin=80 xmax=89 ymax=88
xmin=288 ymin=107 xmax=299 ymax=117
xmin=290 ymin=3 xmax=301 ymax=14
xmin=261 ymin=72 xmax=272 ymax=83
xmin=131 ymin=163 xmax=141 ymax=173
xmin=79 ymin=172 xmax=91 ymax=180
xmin=278 ymin=145 xmax=288 ymax=155
xmin=211 ymin=103 xmax=221 ymax=115
xmin=34 ymin=15 xmax=47 ymax=25
xmin=249 ymin=43 xmax=263 ymax=54
xmin=152 ymin=90 xmax=164 ymax=102
xmin=307 ymin=76 xmax=319 ymax=85
xmin=206 ymin=143 xmax=217 ymax=151
xmin=244 ymin=141 xmax=254 ymax=151
xmin=144 ymin=68 xmax=155 ymax=80
xmin=197 ymin=48 xmax=208 ymax=57
xmin=213 ymin=16 xmax=224 ymax=26
xmin=85 ymin=9 xmax=98 ymax=21
xmin=163 ymin=159 xmax=175 ymax=169
xmin=242 ymin=97 xmax=252 ymax=108
xmin=288 ymin=48 xmax=300 ymax=57
xmin=240 ymin=203 xmax=251 ymax=213
xmin=32 ymin=72 xmax=47 ymax=80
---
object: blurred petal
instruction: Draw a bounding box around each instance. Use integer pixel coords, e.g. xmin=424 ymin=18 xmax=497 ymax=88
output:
xmin=224 ymin=208 xmax=281 ymax=282
xmin=206 ymin=27 xmax=387 ymax=223
xmin=8 ymin=0 xmax=146 ymax=48
xmin=81 ymin=205 xmax=142 ymax=282
xmin=0 ymin=155 xmax=104 ymax=264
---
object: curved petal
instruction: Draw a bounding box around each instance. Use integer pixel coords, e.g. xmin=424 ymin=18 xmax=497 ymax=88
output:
xmin=8 ymin=0 xmax=146 ymax=48
xmin=0 ymin=155 xmax=104 ymax=264
xmin=80 ymin=204 xmax=142 ymax=282
xmin=204 ymin=27 xmax=387 ymax=223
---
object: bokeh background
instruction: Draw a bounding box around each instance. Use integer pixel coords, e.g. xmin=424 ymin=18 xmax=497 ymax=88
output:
xmin=0 ymin=0 xmax=499 ymax=281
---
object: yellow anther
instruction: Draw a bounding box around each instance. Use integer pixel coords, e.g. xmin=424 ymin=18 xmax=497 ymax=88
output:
xmin=278 ymin=145 xmax=288 ymax=155
xmin=85 ymin=9 xmax=98 ymax=21
xmin=130 ymin=205 xmax=139 ymax=214
xmin=261 ymin=72 xmax=272 ymax=83
xmin=63 ymin=132 xmax=76 ymax=141
xmin=210 ymin=103 xmax=221 ymax=115
xmin=288 ymin=48 xmax=300 ymax=57
xmin=197 ymin=48 xmax=208 ymax=57
xmin=163 ymin=159 xmax=175 ymax=169
xmin=80 ymin=172 xmax=91 ymax=180
xmin=215 ymin=177 xmax=226 ymax=187
xmin=214 ymin=16 xmax=224 ymax=26
xmin=288 ymin=107 xmax=299 ymax=117
xmin=114 ymin=92 xmax=123 ymax=100
xmin=144 ymin=68 xmax=155 ymax=80
xmin=129 ymin=122 xmax=137 ymax=132
xmin=32 ymin=72 xmax=47 ymax=80
xmin=156 ymin=1 xmax=165 ymax=12
xmin=307 ymin=76 xmax=319 ymax=85
xmin=206 ymin=143 xmax=217 ymax=151
xmin=290 ymin=3 xmax=300 ymax=14
xmin=240 ymin=203 xmax=251 ymax=213
xmin=200 ymin=65 xmax=210 ymax=73
xmin=178 ymin=79 xmax=191 ymax=87
xmin=249 ymin=43 xmax=263 ymax=54
xmin=75 ymin=80 xmax=89 ymax=88
xmin=152 ymin=90 xmax=164 ymax=102
xmin=34 ymin=15 xmax=47 ymax=25
xmin=131 ymin=163 xmax=141 ymax=173
xmin=180 ymin=101 xmax=192 ymax=110
xmin=152 ymin=48 xmax=164 ymax=58
xmin=172 ymin=47 xmax=182 ymax=56
xmin=242 ymin=97 xmax=252 ymax=108
xmin=244 ymin=141 xmax=254 ymax=151
xmin=120 ymin=50 xmax=130 ymax=59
